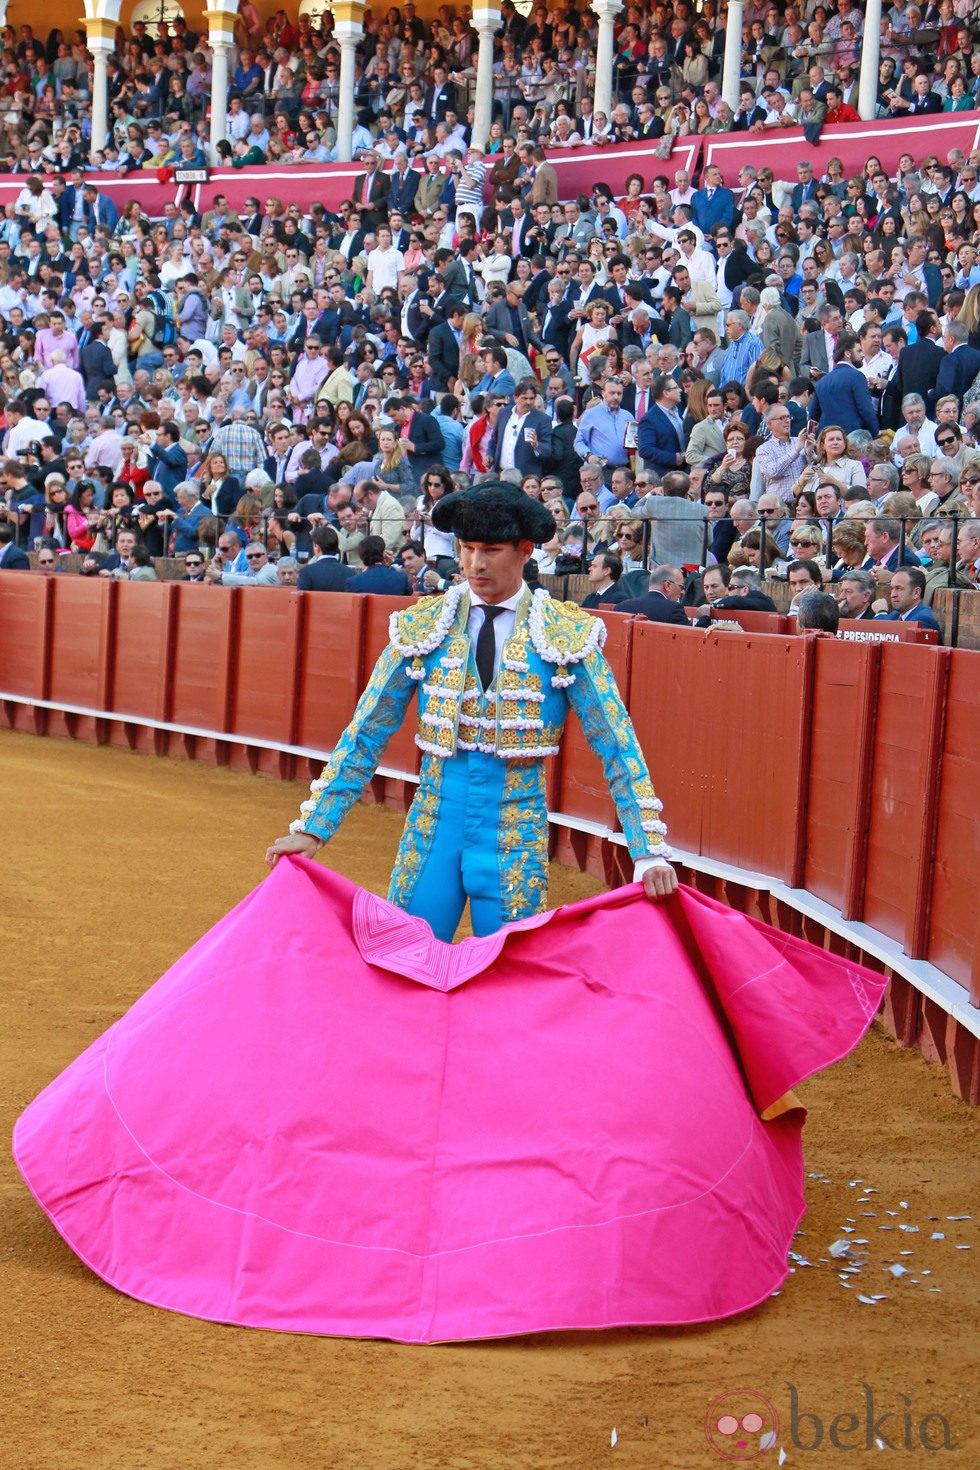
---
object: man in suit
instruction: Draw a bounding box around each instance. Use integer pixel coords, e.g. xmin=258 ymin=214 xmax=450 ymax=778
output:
xmin=637 ymin=375 xmax=686 ymax=472
xmin=487 ymin=378 xmax=553 ymax=480
xmin=582 ymin=552 xmax=630 ymax=608
xmin=691 ymin=165 xmax=735 ymax=235
xmin=865 ymin=516 xmax=922 ymax=574
xmin=0 ymin=524 xmax=30 ymax=569
xmin=935 ymin=319 xmax=980 ymax=409
xmin=423 ymin=65 xmax=456 ymax=124
xmin=438 ymin=239 xmax=481 ymax=308
xmin=347 ymin=535 xmax=412 ymax=595
xmin=790 ymin=160 xmax=820 ymax=211
xmin=351 ymin=152 xmax=390 ymax=231
xmin=526 ymin=147 xmax=558 ymax=207
xmin=484 ymin=281 xmax=540 ymax=355
xmin=537 ymin=279 xmax=574 ymax=361
xmin=760 ymin=287 xmax=803 ymax=371
xmin=386 ymin=152 xmax=420 ymax=215
xmin=82 ymin=184 xmax=119 ymax=233
xmin=893 ymin=312 xmax=945 ymax=416
xmin=414 ymin=155 xmax=446 ymax=217
xmin=874 ymin=566 xmax=943 ymax=637
xmin=427 ymin=300 xmax=466 ymax=392
xmin=389 ymin=399 xmax=445 ymax=484
xmin=298 ymin=524 xmax=357 ymax=591
xmin=809 ymin=334 xmax=879 ymax=435
xmin=906 ymin=72 xmax=943 ymax=114
xmin=616 ymin=564 xmax=689 ymax=623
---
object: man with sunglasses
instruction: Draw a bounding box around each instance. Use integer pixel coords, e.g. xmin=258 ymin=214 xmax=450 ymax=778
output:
xmin=208 ymin=540 xmax=279 ymax=587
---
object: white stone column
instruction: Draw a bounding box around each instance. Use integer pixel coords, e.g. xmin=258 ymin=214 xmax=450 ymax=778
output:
xmin=858 ymin=0 xmax=884 ymax=121
xmin=204 ymin=6 xmax=239 ymax=164
xmin=88 ymin=35 xmax=114 ymax=163
xmin=592 ymin=0 xmax=619 ymax=120
xmin=471 ymin=6 xmax=499 ymax=152
xmin=209 ymin=41 xmax=232 ymax=162
xmin=333 ymin=3 xmax=366 ymax=164
xmin=722 ymin=0 xmax=745 ymax=112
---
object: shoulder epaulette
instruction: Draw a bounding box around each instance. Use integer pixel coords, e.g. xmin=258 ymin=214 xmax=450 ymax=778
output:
xmin=389 ymin=584 xmax=465 ymax=658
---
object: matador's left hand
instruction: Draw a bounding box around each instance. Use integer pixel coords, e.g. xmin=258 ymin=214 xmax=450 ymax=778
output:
xmin=642 ymin=863 xmax=679 ymax=901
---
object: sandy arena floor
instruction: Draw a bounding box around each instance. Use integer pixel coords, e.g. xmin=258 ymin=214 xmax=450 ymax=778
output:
xmin=1 ymin=729 xmax=977 ymax=1470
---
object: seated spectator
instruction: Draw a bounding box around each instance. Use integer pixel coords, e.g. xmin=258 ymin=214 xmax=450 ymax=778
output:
xmin=874 ymin=566 xmax=944 ymax=635
xmin=583 ymin=551 xmax=628 ymax=608
xmin=796 ymin=590 xmax=841 ymax=634
xmin=713 ymin=566 xmax=779 ymax=613
xmin=347 ymin=534 xmax=412 ymax=595
xmin=837 ymin=569 xmax=877 ymax=620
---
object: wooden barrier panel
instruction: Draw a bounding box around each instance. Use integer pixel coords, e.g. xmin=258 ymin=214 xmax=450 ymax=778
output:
xmin=47 ymin=576 xmax=113 ymax=714
xmin=804 ymin=639 xmax=880 ymax=919
xmin=554 ymin=609 xmax=634 ymax=834
xmin=168 ymin=583 xmax=238 ymax=734
xmin=359 ymin=595 xmax=420 ymax=780
xmin=711 ymin=609 xmax=791 ymax=635
xmin=111 ymin=580 xmax=176 ymax=724
xmin=628 ymin=623 xmax=812 ymax=883
xmin=926 ymin=649 xmax=980 ymax=1000
xmin=230 ymin=591 xmax=302 ymax=746
xmin=295 ymin=594 xmax=366 ymax=754
xmin=861 ymin=644 xmax=951 ymax=956
xmin=0 ymin=572 xmax=51 ymax=701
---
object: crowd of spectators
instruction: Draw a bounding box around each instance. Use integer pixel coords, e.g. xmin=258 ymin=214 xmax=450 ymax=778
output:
xmin=4 ymin=1 xmax=980 ymax=170
xmin=0 ymin=7 xmax=979 ymax=640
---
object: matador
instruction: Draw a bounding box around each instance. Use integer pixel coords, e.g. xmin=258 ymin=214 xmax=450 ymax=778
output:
xmin=268 ymin=483 xmax=676 ymax=940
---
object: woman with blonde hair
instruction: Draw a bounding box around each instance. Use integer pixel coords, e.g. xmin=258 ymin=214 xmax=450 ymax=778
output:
xmin=843 ymin=499 xmax=879 ymax=522
xmin=786 ymin=523 xmax=826 ymax=566
xmin=959 ymin=282 xmax=980 ymax=346
xmin=200 ymin=451 xmax=243 ymax=520
xmin=830 ymin=518 xmax=868 ymax=575
xmin=746 ymin=347 xmax=790 ymax=392
xmin=461 ymin=313 xmax=486 ymax=359
xmin=368 ymin=425 xmax=416 ymax=496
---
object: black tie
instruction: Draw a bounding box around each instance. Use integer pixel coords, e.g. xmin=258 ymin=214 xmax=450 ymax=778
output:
xmin=475 ymin=605 xmax=503 ymax=690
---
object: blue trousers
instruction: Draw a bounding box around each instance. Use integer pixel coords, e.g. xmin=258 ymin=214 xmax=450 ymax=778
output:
xmin=391 ymin=751 xmax=549 ymax=942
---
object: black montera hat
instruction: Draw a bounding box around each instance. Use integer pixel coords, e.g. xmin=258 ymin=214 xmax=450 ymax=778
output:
xmin=431 ymin=481 xmax=556 ymax=544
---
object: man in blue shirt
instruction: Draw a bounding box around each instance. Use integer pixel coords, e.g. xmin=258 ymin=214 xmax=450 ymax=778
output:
xmin=573 ymin=376 xmax=635 ymax=472
xmin=232 ymin=51 xmax=264 ymax=98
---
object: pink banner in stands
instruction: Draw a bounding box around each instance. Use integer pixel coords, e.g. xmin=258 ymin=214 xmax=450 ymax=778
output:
xmin=0 ymin=139 xmax=701 ymax=219
xmin=704 ymin=114 xmax=980 ymax=183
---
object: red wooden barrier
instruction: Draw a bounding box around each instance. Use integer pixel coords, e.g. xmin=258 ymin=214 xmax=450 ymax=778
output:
xmin=804 ymin=638 xmax=880 ymax=920
xmin=47 ymin=576 xmax=113 ymax=714
xmin=0 ymin=572 xmax=51 ymax=702
xmin=711 ymin=609 xmax=791 ymax=635
xmin=555 ymin=609 xmax=634 ymax=833
xmin=168 ymin=583 xmax=239 ymax=761
xmin=295 ymin=594 xmax=366 ymax=755
xmin=359 ymin=595 xmax=420 ymax=786
xmin=111 ymin=580 xmax=177 ymax=726
xmin=926 ymin=649 xmax=980 ymax=1000
xmin=628 ymin=623 xmax=812 ymax=883
xmin=861 ymin=644 xmax=951 ymax=957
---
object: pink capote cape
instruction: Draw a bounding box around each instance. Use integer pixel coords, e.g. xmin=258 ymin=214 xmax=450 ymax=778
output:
xmin=13 ymin=857 xmax=885 ymax=1343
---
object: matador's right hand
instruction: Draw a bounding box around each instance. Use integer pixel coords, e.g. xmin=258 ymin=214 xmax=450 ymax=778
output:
xmin=265 ymin=832 xmax=322 ymax=869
